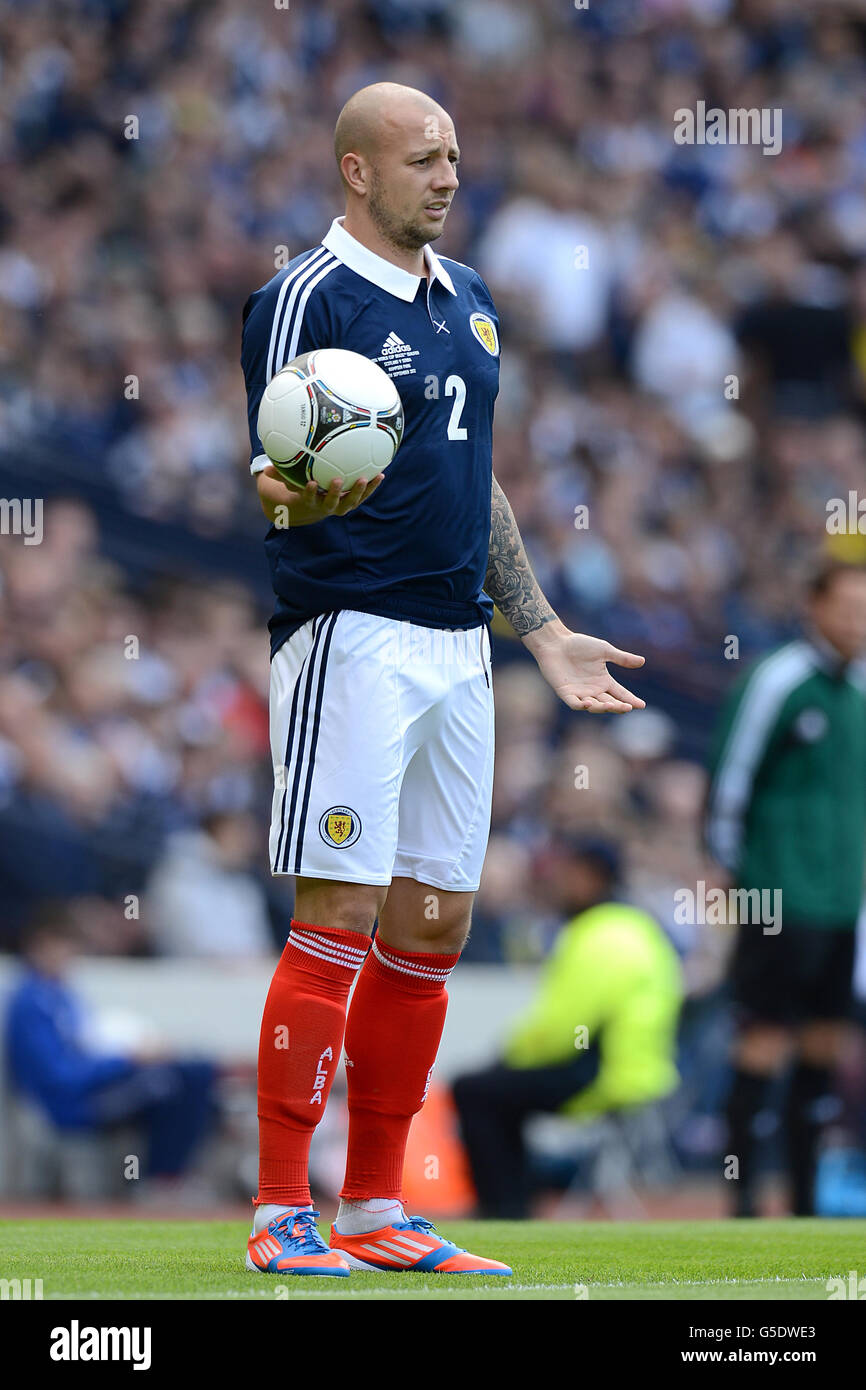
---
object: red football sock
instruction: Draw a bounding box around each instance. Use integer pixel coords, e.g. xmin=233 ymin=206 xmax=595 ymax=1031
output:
xmin=256 ymin=919 xmax=370 ymax=1207
xmin=340 ymin=936 xmax=460 ymax=1201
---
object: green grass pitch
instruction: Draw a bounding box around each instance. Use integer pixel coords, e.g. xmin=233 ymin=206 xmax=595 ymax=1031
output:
xmin=1 ymin=1218 xmax=864 ymax=1300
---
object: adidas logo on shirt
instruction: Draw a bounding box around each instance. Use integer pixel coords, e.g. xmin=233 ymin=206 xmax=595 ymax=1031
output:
xmin=376 ymin=331 xmax=420 ymax=377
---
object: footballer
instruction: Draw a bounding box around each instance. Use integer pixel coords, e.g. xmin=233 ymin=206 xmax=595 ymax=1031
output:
xmin=240 ymin=82 xmax=645 ymax=1276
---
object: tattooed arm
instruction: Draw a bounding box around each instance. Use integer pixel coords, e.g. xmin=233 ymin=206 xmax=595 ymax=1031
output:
xmin=484 ymin=475 xmax=647 ymax=713
xmin=485 ymin=475 xmax=557 ymax=638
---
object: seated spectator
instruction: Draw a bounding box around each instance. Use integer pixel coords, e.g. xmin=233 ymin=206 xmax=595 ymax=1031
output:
xmin=4 ymin=903 xmax=218 ymax=1194
xmin=144 ymin=810 xmax=274 ymax=958
xmin=452 ymin=836 xmax=683 ymax=1217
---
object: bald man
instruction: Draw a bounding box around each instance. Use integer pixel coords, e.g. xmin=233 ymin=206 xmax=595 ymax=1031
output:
xmin=240 ymin=83 xmax=645 ymax=1278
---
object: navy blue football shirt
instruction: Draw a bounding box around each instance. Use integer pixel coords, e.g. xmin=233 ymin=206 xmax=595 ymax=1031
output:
xmin=241 ymin=217 xmax=500 ymax=659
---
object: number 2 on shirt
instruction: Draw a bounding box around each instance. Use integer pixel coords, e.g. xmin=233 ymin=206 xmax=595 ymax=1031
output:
xmin=445 ymin=374 xmax=468 ymax=440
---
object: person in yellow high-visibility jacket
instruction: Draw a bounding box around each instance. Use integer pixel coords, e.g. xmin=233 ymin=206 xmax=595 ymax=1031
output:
xmin=453 ymin=837 xmax=683 ymax=1217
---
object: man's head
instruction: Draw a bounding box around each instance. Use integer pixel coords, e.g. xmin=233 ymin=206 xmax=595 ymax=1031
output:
xmin=21 ymin=902 xmax=81 ymax=979
xmin=334 ymin=82 xmax=459 ymax=254
xmin=201 ymin=809 xmax=258 ymax=870
xmin=806 ymin=560 xmax=866 ymax=662
xmin=546 ymin=835 xmax=621 ymax=916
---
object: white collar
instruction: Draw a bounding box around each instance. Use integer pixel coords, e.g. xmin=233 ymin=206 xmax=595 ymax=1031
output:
xmin=322 ymin=216 xmax=456 ymax=302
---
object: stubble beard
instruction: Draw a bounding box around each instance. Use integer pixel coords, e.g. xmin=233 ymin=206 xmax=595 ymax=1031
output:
xmin=368 ymin=171 xmax=442 ymax=253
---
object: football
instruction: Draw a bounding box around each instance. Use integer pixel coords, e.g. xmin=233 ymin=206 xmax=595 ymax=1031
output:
xmin=257 ymin=347 xmax=404 ymax=492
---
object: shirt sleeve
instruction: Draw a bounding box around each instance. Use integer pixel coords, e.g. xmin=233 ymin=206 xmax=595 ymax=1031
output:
xmin=470 ymin=269 xmax=501 ymax=333
xmin=703 ymin=653 xmax=800 ymax=873
xmin=8 ymin=993 xmax=136 ymax=1100
xmin=240 ymin=266 xmax=337 ymax=476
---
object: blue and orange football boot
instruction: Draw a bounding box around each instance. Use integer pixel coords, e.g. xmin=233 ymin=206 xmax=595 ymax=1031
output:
xmin=246 ymin=1209 xmax=350 ymax=1277
xmin=329 ymin=1214 xmax=512 ymax=1275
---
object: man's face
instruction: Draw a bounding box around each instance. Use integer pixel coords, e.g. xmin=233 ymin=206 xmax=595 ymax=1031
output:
xmin=552 ymin=854 xmax=609 ymax=914
xmin=809 ymin=572 xmax=866 ymax=661
xmin=366 ymin=108 xmax=460 ymax=253
xmin=30 ymin=933 xmax=77 ymax=979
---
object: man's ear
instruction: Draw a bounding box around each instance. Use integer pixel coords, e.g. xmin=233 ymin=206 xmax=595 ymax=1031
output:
xmin=340 ymin=152 xmax=368 ymax=196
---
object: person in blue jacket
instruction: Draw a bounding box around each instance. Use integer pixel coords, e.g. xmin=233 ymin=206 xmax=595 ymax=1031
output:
xmin=4 ymin=903 xmax=217 ymax=1186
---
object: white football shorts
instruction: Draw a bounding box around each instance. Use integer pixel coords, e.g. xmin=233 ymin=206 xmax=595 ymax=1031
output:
xmin=268 ymin=610 xmax=495 ymax=892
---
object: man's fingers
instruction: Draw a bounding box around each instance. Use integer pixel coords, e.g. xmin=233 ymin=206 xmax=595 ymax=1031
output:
xmin=361 ymin=473 xmax=386 ymax=502
xmin=333 ymin=477 xmax=368 ymax=515
xmin=603 ymin=644 xmax=646 ymax=669
xmin=334 ymin=473 xmax=385 ymax=514
xmin=571 ymin=692 xmax=638 ymax=714
xmin=569 ymin=695 xmax=608 ymax=717
xmin=606 ymin=679 xmax=646 ymax=709
xmin=346 ymin=474 xmax=385 ymax=507
xmin=291 ymin=471 xmax=385 ymax=521
xmin=572 ymin=695 xmax=610 ymax=713
xmin=320 ymin=479 xmax=346 ymax=514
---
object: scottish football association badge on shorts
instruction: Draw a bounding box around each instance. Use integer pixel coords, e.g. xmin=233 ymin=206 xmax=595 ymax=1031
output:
xmin=469 ymin=313 xmax=499 ymax=356
xmin=319 ymin=806 xmax=362 ymax=849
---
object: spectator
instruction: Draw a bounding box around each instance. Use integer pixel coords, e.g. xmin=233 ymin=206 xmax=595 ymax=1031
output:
xmin=452 ymin=836 xmax=683 ymax=1217
xmin=4 ymin=903 xmax=219 ymax=1193
xmin=144 ymin=810 xmax=274 ymax=957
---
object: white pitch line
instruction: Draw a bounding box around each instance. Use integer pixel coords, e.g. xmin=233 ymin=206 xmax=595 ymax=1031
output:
xmin=241 ymin=1276 xmax=834 ymax=1298
xmin=43 ymin=1274 xmax=840 ymax=1300
xmin=44 ymin=1284 xmax=575 ymax=1300
xmin=585 ymin=1275 xmax=834 ymax=1289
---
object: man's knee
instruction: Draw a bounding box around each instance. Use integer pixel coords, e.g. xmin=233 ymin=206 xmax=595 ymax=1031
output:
xmin=293 ymin=878 xmax=387 ymax=936
xmin=379 ymin=879 xmax=474 ymax=953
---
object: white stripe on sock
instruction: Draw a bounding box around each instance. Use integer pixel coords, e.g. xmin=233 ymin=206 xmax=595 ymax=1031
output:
xmin=292 ymin=929 xmax=367 ymax=964
xmin=290 ymin=933 xmax=366 ymax=970
xmin=292 ymin=928 xmax=367 ymax=958
xmin=374 ymin=941 xmax=451 ymax=972
xmin=372 ymin=940 xmax=453 ymax=982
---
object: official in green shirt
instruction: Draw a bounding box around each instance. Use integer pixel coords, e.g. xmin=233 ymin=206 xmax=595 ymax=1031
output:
xmin=453 ymin=837 xmax=683 ymax=1218
xmin=704 ymin=558 xmax=866 ymax=1217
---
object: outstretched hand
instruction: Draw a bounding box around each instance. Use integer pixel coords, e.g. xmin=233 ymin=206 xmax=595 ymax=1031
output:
xmin=524 ymin=623 xmax=646 ymax=713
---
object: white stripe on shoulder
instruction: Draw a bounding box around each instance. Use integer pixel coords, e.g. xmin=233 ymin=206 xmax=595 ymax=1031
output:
xmin=281 ymin=255 xmax=339 ymax=367
xmin=266 ymin=248 xmax=326 ymax=380
xmin=707 ymin=641 xmax=816 ymax=868
xmin=266 ymin=248 xmax=335 ymax=381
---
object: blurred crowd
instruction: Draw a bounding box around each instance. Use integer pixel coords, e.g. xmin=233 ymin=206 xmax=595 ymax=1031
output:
xmin=2 ymin=0 xmax=866 ymax=986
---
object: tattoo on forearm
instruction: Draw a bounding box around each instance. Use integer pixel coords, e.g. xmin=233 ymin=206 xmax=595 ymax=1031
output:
xmin=485 ymin=478 xmax=556 ymax=637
